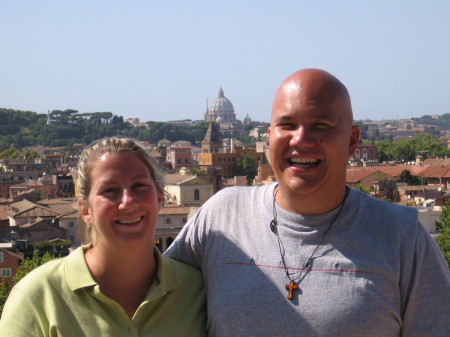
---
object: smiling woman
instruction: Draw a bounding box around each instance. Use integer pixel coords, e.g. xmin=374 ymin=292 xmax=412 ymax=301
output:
xmin=0 ymin=137 xmax=207 ymax=337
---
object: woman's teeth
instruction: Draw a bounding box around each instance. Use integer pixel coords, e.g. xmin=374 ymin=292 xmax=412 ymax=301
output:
xmin=117 ymin=217 xmax=141 ymax=224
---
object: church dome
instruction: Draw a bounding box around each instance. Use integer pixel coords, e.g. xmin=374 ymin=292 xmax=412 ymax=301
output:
xmin=209 ymin=88 xmax=234 ymax=114
xmin=205 ymin=87 xmax=236 ymax=123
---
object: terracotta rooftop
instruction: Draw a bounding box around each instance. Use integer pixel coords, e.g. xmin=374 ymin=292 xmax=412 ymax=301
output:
xmin=0 ymin=205 xmax=8 ymax=220
xmin=420 ymin=166 xmax=450 ymax=178
xmin=38 ymin=198 xmax=78 ymax=215
xmin=164 ymin=174 xmax=196 ymax=184
xmin=422 ymin=158 xmax=450 ymax=166
xmin=8 ymin=199 xmax=58 ymax=218
xmin=346 ymin=170 xmax=378 ymax=183
xmin=347 ymin=165 xmax=427 ymax=177
xmin=0 ymin=247 xmax=23 ymax=260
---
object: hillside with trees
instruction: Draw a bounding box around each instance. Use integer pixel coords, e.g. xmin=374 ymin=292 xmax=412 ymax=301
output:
xmin=369 ymin=133 xmax=450 ymax=163
xmin=412 ymin=114 xmax=450 ymax=129
xmin=0 ymin=108 xmax=222 ymax=151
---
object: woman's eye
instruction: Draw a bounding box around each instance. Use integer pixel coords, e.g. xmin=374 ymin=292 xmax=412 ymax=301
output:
xmin=101 ymin=188 xmax=118 ymax=196
xmin=134 ymin=183 xmax=150 ymax=191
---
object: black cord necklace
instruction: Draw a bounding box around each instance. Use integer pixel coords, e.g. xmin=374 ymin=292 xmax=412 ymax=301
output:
xmin=270 ymin=185 xmax=349 ymax=300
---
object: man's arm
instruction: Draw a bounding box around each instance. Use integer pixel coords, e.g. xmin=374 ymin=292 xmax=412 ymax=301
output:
xmin=401 ymin=222 xmax=450 ymax=336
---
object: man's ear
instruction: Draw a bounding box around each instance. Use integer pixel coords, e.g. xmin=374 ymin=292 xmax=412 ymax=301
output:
xmin=348 ymin=125 xmax=360 ymax=156
xmin=78 ymin=197 xmax=91 ymax=226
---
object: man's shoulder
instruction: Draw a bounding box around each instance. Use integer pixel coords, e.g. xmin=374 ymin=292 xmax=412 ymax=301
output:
xmin=210 ymin=184 xmax=273 ymax=202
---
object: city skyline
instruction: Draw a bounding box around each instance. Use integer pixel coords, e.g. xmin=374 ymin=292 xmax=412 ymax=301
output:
xmin=1 ymin=1 xmax=449 ymax=123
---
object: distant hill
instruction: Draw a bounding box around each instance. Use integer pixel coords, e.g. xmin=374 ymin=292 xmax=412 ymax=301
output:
xmin=412 ymin=114 xmax=450 ymax=129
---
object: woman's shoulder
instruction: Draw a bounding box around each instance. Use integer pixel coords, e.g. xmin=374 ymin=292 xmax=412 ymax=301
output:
xmin=162 ymin=254 xmax=202 ymax=279
xmin=11 ymin=256 xmax=67 ymax=296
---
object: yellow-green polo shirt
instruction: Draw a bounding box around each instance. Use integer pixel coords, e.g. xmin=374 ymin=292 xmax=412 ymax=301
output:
xmin=0 ymin=246 xmax=206 ymax=337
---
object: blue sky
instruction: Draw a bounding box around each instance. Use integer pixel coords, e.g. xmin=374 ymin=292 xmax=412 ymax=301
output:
xmin=1 ymin=1 xmax=449 ymax=123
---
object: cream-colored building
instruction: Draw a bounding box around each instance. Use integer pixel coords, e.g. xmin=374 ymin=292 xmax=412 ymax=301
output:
xmin=164 ymin=174 xmax=214 ymax=206
xmin=155 ymin=206 xmax=199 ymax=252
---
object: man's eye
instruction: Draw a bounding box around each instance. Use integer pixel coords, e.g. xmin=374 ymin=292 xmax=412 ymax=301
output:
xmin=278 ymin=123 xmax=296 ymax=130
xmin=315 ymin=123 xmax=330 ymax=129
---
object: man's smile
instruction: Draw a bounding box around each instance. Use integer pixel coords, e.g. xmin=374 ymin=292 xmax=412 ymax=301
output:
xmin=289 ymin=157 xmax=320 ymax=168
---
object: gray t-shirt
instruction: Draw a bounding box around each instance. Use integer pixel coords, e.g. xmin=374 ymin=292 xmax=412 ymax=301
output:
xmin=165 ymin=183 xmax=450 ymax=337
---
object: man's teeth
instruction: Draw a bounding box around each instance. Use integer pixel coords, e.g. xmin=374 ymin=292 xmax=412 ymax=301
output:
xmin=117 ymin=218 xmax=141 ymax=224
xmin=290 ymin=158 xmax=318 ymax=165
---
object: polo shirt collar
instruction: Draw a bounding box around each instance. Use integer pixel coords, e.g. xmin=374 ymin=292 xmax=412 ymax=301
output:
xmin=145 ymin=248 xmax=181 ymax=302
xmin=66 ymin=245 xmax=97 ymax=291
xmin=65 ymin=245 xmax=182 ymax=298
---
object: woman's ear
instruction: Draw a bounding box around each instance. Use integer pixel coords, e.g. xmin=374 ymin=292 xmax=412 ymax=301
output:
xmin=78 ymin=197 xmax=91 ymax=226
xmin=157 ymin=192 xmax=163 ymax=211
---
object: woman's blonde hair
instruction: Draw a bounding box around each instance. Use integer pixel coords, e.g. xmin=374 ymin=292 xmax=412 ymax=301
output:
xmin=76 ymin=137 xmax=164 ymax=243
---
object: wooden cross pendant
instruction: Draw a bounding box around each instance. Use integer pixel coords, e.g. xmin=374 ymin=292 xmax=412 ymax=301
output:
xmin=285 ymin=281 xmax=298 ymax=300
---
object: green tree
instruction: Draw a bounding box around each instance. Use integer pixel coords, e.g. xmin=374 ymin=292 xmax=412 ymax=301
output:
xmin=13 ymin=250 xmax=56 ymax=284
xmin=22 ymin=150 xmax=39 ymax=159
xmin=0 ymin=148 xmax=20 ymax=158
xmin=0 ymin=277 xmax=13 ymax=315
xmin=374 ymin=132 xmax=446 ymax=163
xmin=435 ymin=202 xmax=450 ymax=268
xmin=375 ymin=140 xmax=395 ymax=162
xmin=398 ymin=169 xmax=423 ymax=186
xmin=353 ymin=183 xmax=370 ymax=194
xmin=234 ymin=154 xmax=257 ymax=185
xmin=0 ymin=251 xmax=57 ymax=316
xmin=188 ymin=168 xmax=208 ymax=176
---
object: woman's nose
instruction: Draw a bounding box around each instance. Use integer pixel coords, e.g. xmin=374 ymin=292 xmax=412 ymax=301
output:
xmin=118 ymin=189 xmax=137 ymax=210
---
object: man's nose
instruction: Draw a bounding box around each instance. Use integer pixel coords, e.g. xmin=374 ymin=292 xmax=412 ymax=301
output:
xmin=290 ymin=126 xmax=314 ymax=146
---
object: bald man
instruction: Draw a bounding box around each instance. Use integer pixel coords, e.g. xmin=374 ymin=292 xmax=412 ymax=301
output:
xmin=166 ymin=69 xmax=450 ymax=336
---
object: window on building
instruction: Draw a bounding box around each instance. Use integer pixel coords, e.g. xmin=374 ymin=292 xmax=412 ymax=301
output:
xmin=182 ymin=217 xmax=187 ymax=224
xmin=0 ymin=268 xmax=11 ymax=277
xmin=0 ymin=252 xmax=4 ymax=263
xmin=177 ymin=159 xmax=182 ymax=163
xmin=185 ymin=158 xmax=188 ymax=163
xmin=154 ymin=238 xmax=162 ymax=252
xmin=165 ymin=218 xmax=171 ymax=225
xmin=69 ymin=221 xmax=75 ymax=228
xmin=194 ymin=189 xmax=200 ymax=201
xmin=166 ymin=237 xmax=174 ymax=248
